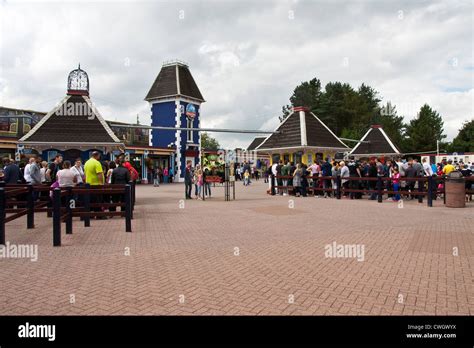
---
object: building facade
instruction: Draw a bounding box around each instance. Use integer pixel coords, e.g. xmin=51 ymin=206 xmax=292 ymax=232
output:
xmin=0 ymin=107 xmax=46 ymax=160
xmin=145 ymin=61 xmax=205 ymax=182
xmin=18 ymin=65 xmax=124 ymax=164
xmin=255 ymin=106 xmax=349 ymax=164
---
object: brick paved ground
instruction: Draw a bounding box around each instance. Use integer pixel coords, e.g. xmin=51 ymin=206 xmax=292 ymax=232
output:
xmin=1 ymin=181 xmax=473 ymax=315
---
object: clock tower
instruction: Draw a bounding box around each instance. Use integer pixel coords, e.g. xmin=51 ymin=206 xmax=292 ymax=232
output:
xmin=145 ymin=61 xmax=205 ymax=182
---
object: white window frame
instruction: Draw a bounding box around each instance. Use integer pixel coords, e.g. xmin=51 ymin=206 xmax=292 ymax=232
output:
xmin=187 ymin=118 xmax=193 ymax=142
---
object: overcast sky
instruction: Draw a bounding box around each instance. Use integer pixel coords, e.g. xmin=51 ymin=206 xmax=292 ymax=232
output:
xmin=0 ymin=0 xmax=472 ymax=149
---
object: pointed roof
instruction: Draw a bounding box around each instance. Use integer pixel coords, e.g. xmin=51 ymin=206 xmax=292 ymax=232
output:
xmin=19 ymin=94 xmax=123 ymax=147
xmin=247 ymin=137 xmax=266 ymax=151
xmin=349 ymin=125 xmax=401 ymax=156
xmin=145 ymin=62 xmax=205 ymax=103
xmin=256 ymin=107 xmax=348 ymax=151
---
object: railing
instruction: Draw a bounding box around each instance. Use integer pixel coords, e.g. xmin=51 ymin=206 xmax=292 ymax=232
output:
xmin=0 ymin=181 xmax=136 ymax=246
xmin=270 ymin=174 xmax=474 ymax=207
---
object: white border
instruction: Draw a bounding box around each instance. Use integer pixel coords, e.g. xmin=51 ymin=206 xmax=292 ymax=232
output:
xmin=349 ymin=128 xmax=372 ymax=155
xmin=19 ymin=95 xmax=71 ymax=141
xmin=379 ymin=127 xmax=401 ymax=154
xmin=299 ymin=110 xmax=307 ymax=147
xmin=349 ymin=127 xmax=400 ymax=155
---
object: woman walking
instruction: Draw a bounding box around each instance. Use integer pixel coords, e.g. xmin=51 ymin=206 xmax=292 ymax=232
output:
xmin=293 ymin=164 xmax=303 ymax=197
xmin=163 ymin=167 xmax=169 ymax=184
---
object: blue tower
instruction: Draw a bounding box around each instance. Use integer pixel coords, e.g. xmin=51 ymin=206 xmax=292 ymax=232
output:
xmin=145 ymin=61 xmax=205 ymax=182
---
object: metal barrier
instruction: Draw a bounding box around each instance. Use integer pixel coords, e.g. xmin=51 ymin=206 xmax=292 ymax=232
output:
xmin=270 ymin=174 xmax=473 ymax=208
xmin=0 ymin=181 xmax=135 ymax=247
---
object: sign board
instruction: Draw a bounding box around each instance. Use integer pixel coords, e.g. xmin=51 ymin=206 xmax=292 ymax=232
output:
xmin=186 ymin=104 xmax=196 ymax=119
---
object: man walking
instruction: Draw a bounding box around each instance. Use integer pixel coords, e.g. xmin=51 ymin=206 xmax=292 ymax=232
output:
xmin=184 ymin=160 xmax=193 ymax=199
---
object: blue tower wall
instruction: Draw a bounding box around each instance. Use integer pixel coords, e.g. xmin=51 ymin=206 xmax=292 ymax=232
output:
xmin=179 ymin=101 xmax=200 ymax=176
xmin=150 ymin=102 xmax=177 ymax=148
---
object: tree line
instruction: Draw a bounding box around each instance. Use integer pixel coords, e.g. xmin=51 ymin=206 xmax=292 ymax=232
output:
xmin=281 ymin=78 xmax=473 ymax=154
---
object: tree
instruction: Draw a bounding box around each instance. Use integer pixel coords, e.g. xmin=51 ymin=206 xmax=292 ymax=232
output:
xmin=281 ymin=78 xmax=322 ymax=120
xmin=281 ymin=78 xmax=384 ymax=138
xmin=316 ymin=82 xmax=355 ymax=136
xmin=200 ymin=132 xmax=220 ymax=150
xmin=404 ymin=104 xmax=446 ymax=153
xmin=448 ymin=120 xmax=474 ymax=152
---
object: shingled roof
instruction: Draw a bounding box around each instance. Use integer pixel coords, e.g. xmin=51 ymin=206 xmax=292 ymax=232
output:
xmin=19 ymin=94 xmax=123 ymax=147
xmin=247 ymin=137 xmax=266 ymax=151
xmin=256 ymin=107 xmax=348 ymax=151
xmin=145 ymin=62 xmax=205 ymax=102
xmin=349 ymin=125 xmax=401 ymax=156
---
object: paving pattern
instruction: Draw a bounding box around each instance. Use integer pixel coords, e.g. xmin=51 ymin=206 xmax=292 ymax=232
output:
xmin=0 ymin=180 xmax=473 ymax=315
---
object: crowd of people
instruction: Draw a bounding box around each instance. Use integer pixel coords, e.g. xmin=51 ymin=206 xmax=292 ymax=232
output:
xmin=268 ymin=157 xmax=473 ymax=201
xmin=149 ymin=166 xmax=173 ymax=187
xmin=1 ymin=152 xmax=140 ymax=218
xmin=235 ymin=161 xmax=260 ymax=184
xmin=184 ymin=160 xmax=213 ymax=200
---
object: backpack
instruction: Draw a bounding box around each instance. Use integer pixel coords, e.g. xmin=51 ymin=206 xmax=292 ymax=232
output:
xmin=49 ymin=180 xmax=60 ymax=199
xmin=129 ymin=166 xmax=139 ymax=181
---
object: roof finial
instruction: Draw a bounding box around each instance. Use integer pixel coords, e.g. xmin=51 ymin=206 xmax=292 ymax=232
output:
xmin=78 ymin=63 xmax=81 ymax=70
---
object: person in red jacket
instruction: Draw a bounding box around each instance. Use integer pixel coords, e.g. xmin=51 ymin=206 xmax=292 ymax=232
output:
xmin=123 ymin=162 xmax=139 ymax=182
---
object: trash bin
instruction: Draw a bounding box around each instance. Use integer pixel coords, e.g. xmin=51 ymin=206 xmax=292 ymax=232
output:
xmin=445 ymin=171 xmax=465 ymax=208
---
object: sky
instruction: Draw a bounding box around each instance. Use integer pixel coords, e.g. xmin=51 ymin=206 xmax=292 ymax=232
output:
xmin=0 ymin=0 xmax=472 ymax=149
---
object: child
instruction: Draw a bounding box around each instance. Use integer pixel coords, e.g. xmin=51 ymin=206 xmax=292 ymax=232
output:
xmin=392 ymin=167 xmax=400 ymax=201
xmin=196 ymin=169 xmax=203 ymax=199
xmin=244 ymin=170 xmax=250 ymax=186
xmin=154 ymin=167 xmax=161 ymax=187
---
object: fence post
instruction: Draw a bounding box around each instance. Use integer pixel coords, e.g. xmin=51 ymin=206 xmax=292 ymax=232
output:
xmin=336 ymin=176 xmax=341 ymax=199
xmin=442 ymin=176 xmax=446 ymax=205
xmin=53 ymin=188 xmax=61 ymax=247
xmin=47 ymin=192 xmax=53 ymax=218
xmin=26 ymin=183 xmax=34 ymax=229
xmin=0 ymin=188 xmax=5 ymax=245
xmin=84 ymin=183 xmax=91 ymax=227
xmin=202 ymin=178 xmax=205 ymax=201
xmin=418 ymin=178 xmax=423 ymax=203
xmin=270 ymin=174 xmax=275 ymax=195
xmin=128 ymin=182 xmax=134 ymax=219
xmin=427 ymin=176 xmax=433 ymax=207
xmin=125 ymin=184 xmax=132 ymax=232
xmin=131 ymin=181 xmax=136 ymax=210
xmin=66 ymin=186 xmax=73 ymax=234
xmin=377 ymin=177 xmax=383 ymax=203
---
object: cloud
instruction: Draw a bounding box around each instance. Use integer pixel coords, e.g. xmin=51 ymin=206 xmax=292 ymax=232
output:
xmin=0 ymin=0 xmax=472 ymax=149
